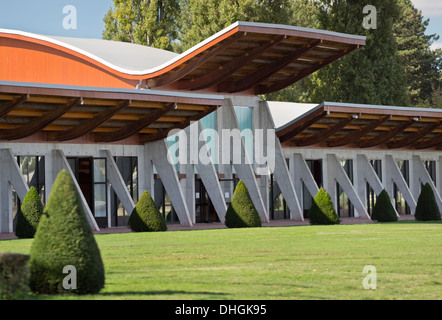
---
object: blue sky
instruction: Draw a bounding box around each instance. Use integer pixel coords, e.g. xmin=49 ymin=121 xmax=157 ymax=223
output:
xmin=0 ymin=0 xmax=440 ymax=48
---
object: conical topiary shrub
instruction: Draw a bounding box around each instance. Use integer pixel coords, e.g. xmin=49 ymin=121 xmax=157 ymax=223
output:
xmin=415 ymin=183 xmax=441 ymax=221
xmin=128 ymin=191 xmax=167 ymax=232
xmin=225 ymin=180 xmax=262 ymax=228
xmin=29 ymin=170 xmax=105 ymax=295
xmin=15 ymin=187 xmax=43 ymax=239
xmin=372 ymin=190 xmax=398 ymax=222
xmin=308 ymin=188 xmax=340 ymax=225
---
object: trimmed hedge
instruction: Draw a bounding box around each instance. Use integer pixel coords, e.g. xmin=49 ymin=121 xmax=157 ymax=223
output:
xmin=372 ymin=190 xmax=398 ymax=222
xmin=0 ymin=253 xmax=30 ymax=300
xmin=308 ymin=188 xmax=340 ymax=225
xmin=128 ymin=191 xmax=167 ymax=232
xmin=415 ymin=183 xmax=441 ymax=221
xmin=29 ymin=170 xmax=105 ymax=295
xmin=225 ymin=180 xmax=262 ymax=228
xmin=15 ymin=187 xmax=43 ymax=239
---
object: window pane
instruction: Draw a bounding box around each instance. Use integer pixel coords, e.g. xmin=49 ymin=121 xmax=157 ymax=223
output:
xmin=94 ymin=159 xmax=106 ymax=183
xmin=94 ymin=184 xmax=106 ymax=217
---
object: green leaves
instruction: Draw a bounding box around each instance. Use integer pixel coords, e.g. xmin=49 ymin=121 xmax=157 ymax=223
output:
xmin=29 ymin=170 xmax=105 ymax=295
xmin=308 ymin=188 xmax=340 ymax=225
xmin=15 ymin=187 xmax=43 ymax=239
xmin=128 ymin=191 xmax=167 ymax=232
xmin=225 ymin=180 xmax=262 ymax=228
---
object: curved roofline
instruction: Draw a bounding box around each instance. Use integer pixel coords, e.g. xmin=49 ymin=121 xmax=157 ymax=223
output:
xmin=0 ymin=21 xmax=366 ymax=78
xmin=276 ymin=101 xmax=442 ymax=132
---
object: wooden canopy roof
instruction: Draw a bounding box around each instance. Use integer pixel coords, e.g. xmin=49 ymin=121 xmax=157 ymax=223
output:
xmin=0 ymin=81 xmax=222 ymax=144
xmin=277 ymin=102 xmax=442 ymax=151
xmin=0 ymin=22 xmax=365 ymax=95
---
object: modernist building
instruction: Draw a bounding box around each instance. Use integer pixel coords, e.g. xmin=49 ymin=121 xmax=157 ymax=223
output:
xmin=0 ymin=22 xmax=441 ymax=233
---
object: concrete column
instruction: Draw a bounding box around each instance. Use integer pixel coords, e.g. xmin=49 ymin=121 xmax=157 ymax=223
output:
xmin=291 ymin=153 xmax=320 ymax=204
xmin=326 ymin=154 xmax=370 ymax=218
xmin=101 ymin=150 xmax=135 ymax=216
xmin=194 ymin=121 xmax=227 ymax=223
xmin=219 ymin=98 xmax=269 ymax=222
xmin=355 ymin=154 xmax=399 ymax=217
xmin=384 ymin=155 xmax=417 ymax=213
xmin=146 ymin=139 xmax=193 ymax=227
xmin=411 ymin=155 xmax=442 ymax=212
xmin=53 ymin=150 xmax=100 ymax=231
xmin=0 ymin=149 xmax=29 ymax=233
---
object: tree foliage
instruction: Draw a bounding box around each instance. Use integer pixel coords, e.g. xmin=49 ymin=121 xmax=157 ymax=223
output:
xmin=394 ymin=0 xmax=442 ymax=107
xmin=225 ymin=180 xmax=262 ymax=228
xmin=308 ymin=188 xmax=340 ymax=225
xmin=415 ymin=183 xmax=441 ymax=221
xmin=177 ymin=0 xmax=294 ymax=52
xmin=29 ymin=170 xmax=105 ymax=295
xmin=15 ymin=187 xmax=43 ymax=239
xmin=371 ymin=190 xmax=398 ymax=222
xmin=128 ymin=191 xmax=167 ymax=232
xmin=103 ymin=0 xmax=180 ymax=50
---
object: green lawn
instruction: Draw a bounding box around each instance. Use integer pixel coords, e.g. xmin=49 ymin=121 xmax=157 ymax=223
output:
xmin=1 ymin=220 xmax=441 ymax=300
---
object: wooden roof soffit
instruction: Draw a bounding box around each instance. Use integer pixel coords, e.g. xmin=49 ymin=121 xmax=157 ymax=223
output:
xmin=0 ymin=97 xmax=82 ymax=140
xmin=179 ymin=35 xmax=286 ymax=91
xmin=139 ymin=105 xmax=218 ymax=144
xmin=218 ymin=39 xmax=322 ymax=94
xmin=47 ymin=99 xmax=131 ymax=141
xmin=293 ymin=116 xmax=355 ymax=147
xmin=0 ymin=94 xmax=29 ymax=118
xmin=94 ymin=102 xmax=177 ymax=143
xmin=386 ymin=121 xmax=441 ymax=149
xmin=147 ymin=33 xmax=246 ymax=89
xmin=357 ymin=119 xmax=416 ymax=148
xmin=327 ymin=115 xmax=391 ymax=147
xmin=258 ymin=44 xmax=359 ymax=94
xmin=412 ymin=133 xmax=442 ymax=150
xmin=277 ymin=108 xmax=328 ymax=143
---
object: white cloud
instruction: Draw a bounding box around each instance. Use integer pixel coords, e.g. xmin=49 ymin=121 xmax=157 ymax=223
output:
xmin=411 ymin=0 xmax=442 ymax=17
xmin=430 ymin=42 xmax=442 ymax=51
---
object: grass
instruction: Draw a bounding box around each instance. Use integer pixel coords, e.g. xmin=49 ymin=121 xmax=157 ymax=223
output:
xmin=1 ymin=220 xmax=441 ymax=300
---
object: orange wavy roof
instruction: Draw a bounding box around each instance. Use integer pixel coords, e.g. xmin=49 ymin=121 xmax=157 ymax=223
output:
xmin=0 ymin=22 xmax=365 ymax=95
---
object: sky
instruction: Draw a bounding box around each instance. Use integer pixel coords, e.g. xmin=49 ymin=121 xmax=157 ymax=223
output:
xmin=0 ymin=0 xmax=440 ymax=49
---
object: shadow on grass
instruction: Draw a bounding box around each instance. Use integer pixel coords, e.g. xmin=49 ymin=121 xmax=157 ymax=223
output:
xmin=99 ymin=290 xmax=228 ymax=297
xmin=395 ymin=219 xmax=442 ymax=224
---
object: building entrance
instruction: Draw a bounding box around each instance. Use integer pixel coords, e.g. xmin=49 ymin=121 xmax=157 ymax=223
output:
xmin=67 ymin=157 xmax=107 ymax=228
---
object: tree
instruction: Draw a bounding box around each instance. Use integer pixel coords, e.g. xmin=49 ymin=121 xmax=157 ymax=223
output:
xmin=225 ymin=180 xmax=262 ymax=228
xmin=394 ymin=0 xmax=442 ymax=107
xmin=264 ymin=0 xmax=320 ymax=103
xmin=308 ymin=188 xmax=340 ymax=225
xmin=128 ymin=191 xmax=167 ymax=232
xmin=371 ymin=190 xmax=398 ymax=222
xmin=103 ymin=0 xmax=180 ymax=50
xmin=415 ymin=183 xmax=441 ymax=221
xmin=309 ymin=0 xmax=408 ymax=106
xmin=15 ymin=187 xmax=43 ymax=239
xmin=29 ymin=170 xmax=105 ymax=294
xmin=177 ymin=0 xmax=294 ymax=52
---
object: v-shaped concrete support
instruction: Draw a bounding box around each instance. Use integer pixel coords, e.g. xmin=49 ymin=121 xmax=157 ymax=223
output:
xmin=0 ymin=149 xmax=29 ymax=233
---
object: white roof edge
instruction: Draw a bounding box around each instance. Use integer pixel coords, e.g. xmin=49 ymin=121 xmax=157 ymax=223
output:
xmin=276 ymin=101 xmax=442 ymax=132
xmin=0 ymin=80 xmax=224 ymax=101
xmin=237 ymin=21 xmax=366 ymax=41
xmin=320 ymin=101 xmax=442 ymax=114
xmin=0 ymin=21 xmax=365 ymax=77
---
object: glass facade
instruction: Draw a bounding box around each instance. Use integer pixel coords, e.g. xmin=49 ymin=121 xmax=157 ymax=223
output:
xmin=111 ymin=157 xmax=138 ymax=227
